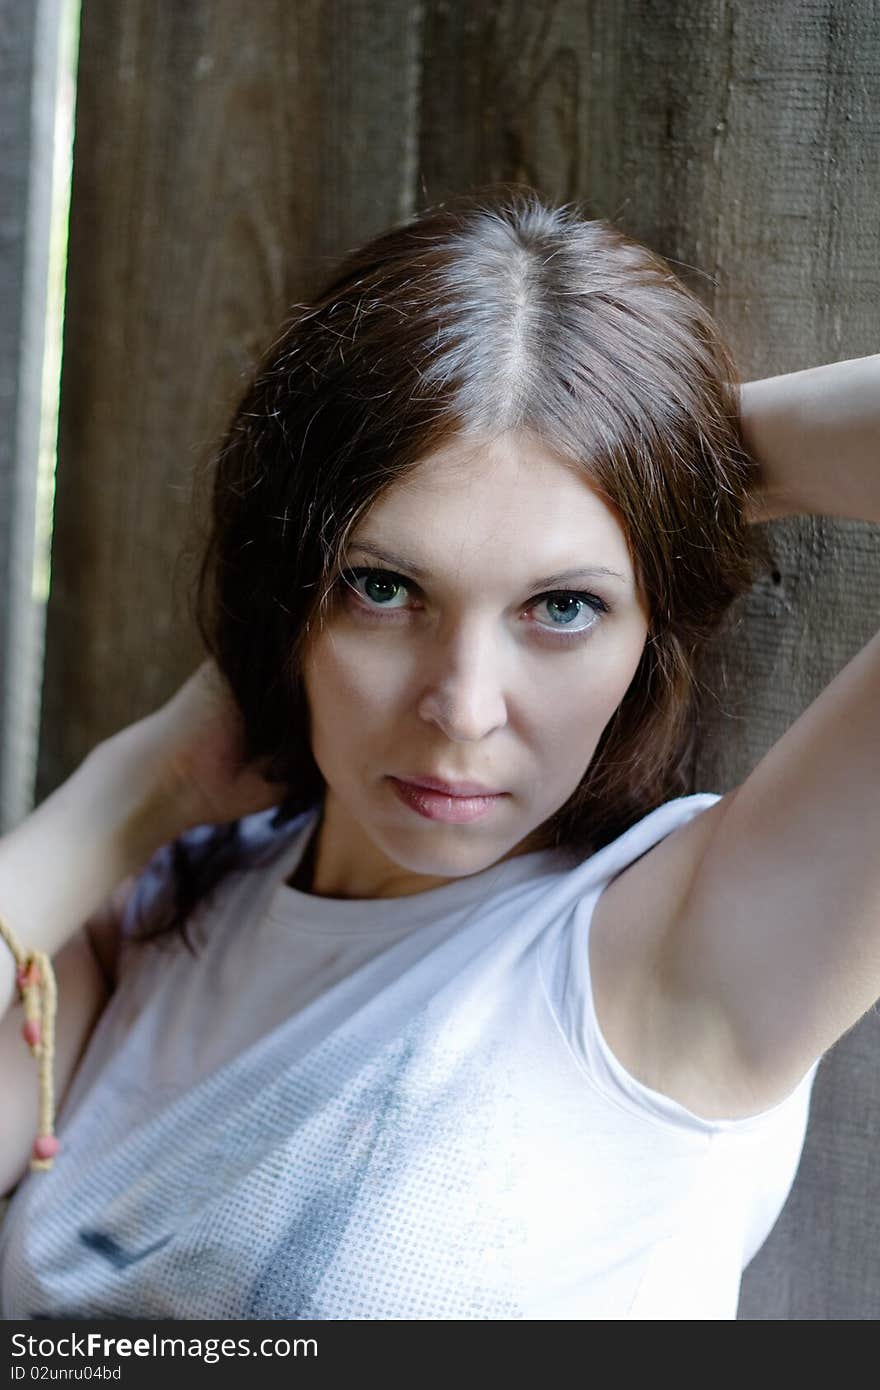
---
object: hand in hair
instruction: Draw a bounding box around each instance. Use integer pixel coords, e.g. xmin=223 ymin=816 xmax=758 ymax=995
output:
xmin=145 ymin=659 xmax=289 ymax=831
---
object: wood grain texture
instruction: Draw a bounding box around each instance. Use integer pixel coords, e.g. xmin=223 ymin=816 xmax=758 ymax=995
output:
xmin=36 ymin=0 xmax=880 ymax=1317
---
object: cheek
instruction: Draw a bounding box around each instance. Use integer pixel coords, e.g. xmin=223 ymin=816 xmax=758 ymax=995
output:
xmin=304 ymin=630 xmax=405 ymax=728
xmin=537 ymin=618 xmax=647 ymax=702
xmin=527 ymin=684 xmax=613 ymax=763
xmin=605 ymin=625 xmax=648 ymax=700
xmin=526 ymin=629 xmax=646 ymax=750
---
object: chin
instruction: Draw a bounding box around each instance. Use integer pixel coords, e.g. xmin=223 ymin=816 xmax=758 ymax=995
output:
xmin=381 ymin=827 xmax=509 ymax=878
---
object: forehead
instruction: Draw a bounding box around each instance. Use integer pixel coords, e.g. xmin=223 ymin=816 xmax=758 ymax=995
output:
xmin=352 ymin=431 xmax=634 ymax=573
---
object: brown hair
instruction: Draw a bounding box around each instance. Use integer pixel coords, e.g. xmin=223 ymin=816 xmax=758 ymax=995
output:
xmin=130 ymin=183 xmax=772 ymax=952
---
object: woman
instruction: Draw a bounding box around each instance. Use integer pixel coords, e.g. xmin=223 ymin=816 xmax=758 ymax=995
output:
xmin=0 ymin=187 xmax=877 ymax=1320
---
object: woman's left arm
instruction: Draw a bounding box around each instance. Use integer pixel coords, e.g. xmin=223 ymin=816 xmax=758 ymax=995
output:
xmin=660 ymin=352 xmax=880 ymax=1111
xmin=740 ymin=353 xmax=880 ymax=525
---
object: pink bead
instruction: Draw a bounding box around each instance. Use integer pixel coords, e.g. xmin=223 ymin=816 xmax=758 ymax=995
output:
xmin=32 ymin=1135 xmax=59 ymax=1160
xmin=22 ymin=1019 xmax=41 ymax=1046
xmin=16 ymin=961 xmax=40 ymax=989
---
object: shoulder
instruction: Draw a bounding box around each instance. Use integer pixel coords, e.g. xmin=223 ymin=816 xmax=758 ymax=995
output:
xmin=96 ymin=805 xmax=316 ymax=982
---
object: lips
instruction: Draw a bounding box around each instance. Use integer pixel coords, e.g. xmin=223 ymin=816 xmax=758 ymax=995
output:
xmin=388 ymin=777 xmax=506 ymax=824
xmin=397 ymin=774 xmax=504 ymax=797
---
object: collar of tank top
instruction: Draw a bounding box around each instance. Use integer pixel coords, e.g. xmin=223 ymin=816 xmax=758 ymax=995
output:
xmin=266 ymin=805 xmax=576 ymax=935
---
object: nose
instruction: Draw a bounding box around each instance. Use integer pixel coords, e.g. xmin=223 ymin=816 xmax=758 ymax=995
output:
xmin=416 ymin=617 xmax=509 ymax=742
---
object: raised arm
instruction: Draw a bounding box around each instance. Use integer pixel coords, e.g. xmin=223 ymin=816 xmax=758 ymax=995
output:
xmin=740 ymin=353 xmax=880 ymax=525
xmin=664 ymin=353 xmax=880 ymax=1110
xmin=0 ymin=658 xmax=288 ymax=1021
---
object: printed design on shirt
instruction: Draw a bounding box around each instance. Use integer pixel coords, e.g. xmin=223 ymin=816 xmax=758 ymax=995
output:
xmin=79 ymin=1228 xmax=175 ymax=1269
xmin=244 ymin=1010 xmax=526 ymax=1319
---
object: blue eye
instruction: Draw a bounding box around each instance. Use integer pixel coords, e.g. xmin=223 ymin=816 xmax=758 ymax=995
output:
xmin=532 ymin=592 xmax=607 ymax=635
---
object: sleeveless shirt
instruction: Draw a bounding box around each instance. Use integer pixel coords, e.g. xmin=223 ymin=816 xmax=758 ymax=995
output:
xmin=0 ymin=793 xmax=820 ymax=1319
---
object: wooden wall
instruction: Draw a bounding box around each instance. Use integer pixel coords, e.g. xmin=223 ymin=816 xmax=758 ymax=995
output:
xmin=30 ymin=0 xmax=880 ymax=1317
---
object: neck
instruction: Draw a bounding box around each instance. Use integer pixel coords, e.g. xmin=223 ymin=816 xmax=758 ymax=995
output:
xmin=284 ymin=795 xmax=569 ymax=901
xmin=288 ymin=823 xmax=318 ymax=893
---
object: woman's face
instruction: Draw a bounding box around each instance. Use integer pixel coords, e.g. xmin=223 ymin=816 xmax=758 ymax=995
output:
xmin=300 ymin=430 xmax=650 ymax=899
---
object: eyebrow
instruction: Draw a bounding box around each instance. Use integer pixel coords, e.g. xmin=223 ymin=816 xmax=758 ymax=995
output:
xmin=345 ymin=541 xmax=628 ymax=589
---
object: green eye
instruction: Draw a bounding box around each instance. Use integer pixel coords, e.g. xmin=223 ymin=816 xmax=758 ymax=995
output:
xmin=541 ymin=594 xmax=585 ymax=625
xmin=343 ymin=568 xmax=411 ymax=607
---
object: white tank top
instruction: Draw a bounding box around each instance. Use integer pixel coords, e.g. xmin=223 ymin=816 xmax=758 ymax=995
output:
xmin=0 ymin=793 xmax=820 ymax=1319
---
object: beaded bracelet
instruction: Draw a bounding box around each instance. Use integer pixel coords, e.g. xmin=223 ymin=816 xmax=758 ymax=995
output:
xmin=0 ymin=912 xmax=59 ymax=1171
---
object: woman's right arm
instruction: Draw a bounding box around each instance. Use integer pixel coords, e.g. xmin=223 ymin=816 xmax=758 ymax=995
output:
xmin=0 ymin=720 xmax=194 ymax=1020
xmin=0 ymin=721 xmax=196 ymax=1196
xmin=0 ymin=888 xmax=131 ymax=1197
